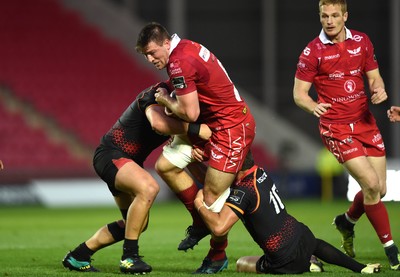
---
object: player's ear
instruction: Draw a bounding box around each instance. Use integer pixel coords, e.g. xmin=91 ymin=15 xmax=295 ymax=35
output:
xmin=343 ymin=11 xmax=348 ymax=22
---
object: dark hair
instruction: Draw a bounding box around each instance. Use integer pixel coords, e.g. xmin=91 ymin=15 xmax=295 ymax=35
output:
xmin=241 ymin=150 xmax=255 ymax=171
xmin=135 ymin=22 xmax=171 ymax=54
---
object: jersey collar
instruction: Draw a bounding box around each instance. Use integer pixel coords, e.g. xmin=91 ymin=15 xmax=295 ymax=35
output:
xmin=170 ymin=33 xmax=181 ymax=54
xmin=319 ymin=26 xmax=352 ymax=44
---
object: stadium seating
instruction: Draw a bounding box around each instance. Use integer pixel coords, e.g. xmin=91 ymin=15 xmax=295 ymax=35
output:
xmin=0 ymin=0 xmax=279 ymax=182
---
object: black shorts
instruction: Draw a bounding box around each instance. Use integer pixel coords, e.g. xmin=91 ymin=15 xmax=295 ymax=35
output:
xmin=93 ymin=145 xmax=141 ymax=196
xmin=256 ymin=225 xmax=317 ymax=274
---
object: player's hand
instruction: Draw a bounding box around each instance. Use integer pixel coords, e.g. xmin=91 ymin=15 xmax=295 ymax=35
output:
xmin=154 ymin=87 xmax=169 ymax=106
xmin=192 ymin=146 xmax=205 ymax=162
xmin=387 ymin=106 xmax=400 ymax=122
xmin=312 ymin=103 xmax=331 ymax=118
xmin=371 ymin=87 xmax=387 ymax=104
xmin=194 ymin=189 xmax=204 ymax=209
xmin=0 ymin=160 xmax=3 ymax=170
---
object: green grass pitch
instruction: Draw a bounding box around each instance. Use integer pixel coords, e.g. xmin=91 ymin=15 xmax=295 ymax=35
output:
xmin=0 ymin=200 xmax=398 ymax=276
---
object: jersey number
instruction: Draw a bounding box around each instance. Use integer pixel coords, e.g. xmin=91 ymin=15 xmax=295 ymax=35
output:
xmin=270 ymin=184 xmax=284 ymax=214
xmin=198 ymin=45 xmax=242 ymax=102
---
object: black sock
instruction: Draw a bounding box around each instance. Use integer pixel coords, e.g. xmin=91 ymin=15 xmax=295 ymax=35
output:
xmin=71 ymin=242 xmax=95 ymax=261
xmin=122 ymin=239 xmax=139 ymax=260
xmin=314 ymin=239 xmax=364 ymax=272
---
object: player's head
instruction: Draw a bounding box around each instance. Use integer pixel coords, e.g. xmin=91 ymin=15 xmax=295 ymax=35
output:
xmin=319 ymin=0 xmax=347 ymax=15
xmin=319 ymin=0 xmax=348 ymax=42
xmin=136 ymin=22 xmax=172 ymax=70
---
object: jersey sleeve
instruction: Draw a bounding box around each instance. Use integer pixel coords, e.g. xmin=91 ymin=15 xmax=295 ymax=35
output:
xmin=225 ymin=181 xmax=253 ymax=217
xmin=295 ymin=42 xmax=319 ymax=83
xmin=169 ymin=57 xmax=198 ymax=96
xmin=363 ymin=34 xmax=379 ymax=73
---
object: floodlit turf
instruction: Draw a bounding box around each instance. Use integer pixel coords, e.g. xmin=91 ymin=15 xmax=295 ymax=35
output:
xmin=0 ymin=200 xmax=399 ymax=276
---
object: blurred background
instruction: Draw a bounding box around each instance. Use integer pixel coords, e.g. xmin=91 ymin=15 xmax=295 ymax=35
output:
xmin=0 ymin=0 xmax=399 ymax=206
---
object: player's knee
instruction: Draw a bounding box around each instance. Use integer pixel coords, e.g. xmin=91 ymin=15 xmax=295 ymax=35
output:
xmin=107 ymin=220 xmax=125 ymax=242
xmin=138 ymin=180 xmax=159 ymax=200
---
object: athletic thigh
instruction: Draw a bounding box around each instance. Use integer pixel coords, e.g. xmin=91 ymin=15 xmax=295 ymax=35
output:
xmin=203 ymin=166 xmax=235 ymax=205
xmin=115 ymin=161 xmax=159 ymax=197
xmin=93 ymin=145 xmax=136 ymax=196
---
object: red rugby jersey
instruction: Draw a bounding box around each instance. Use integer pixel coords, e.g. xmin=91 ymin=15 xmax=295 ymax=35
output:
xmin=166 ymin=35 xmax=250 ymax=130
xmin=295 ymin=28 xmax=379 ymax=123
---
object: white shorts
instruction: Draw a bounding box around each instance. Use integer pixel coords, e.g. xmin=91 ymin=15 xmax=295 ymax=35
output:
xmin=162 ymin=136 xmax=194 ymax=169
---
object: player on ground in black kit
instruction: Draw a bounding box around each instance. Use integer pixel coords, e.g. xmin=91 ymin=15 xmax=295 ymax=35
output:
xmin=194 ymin=153 xmax=381 ymax=274
xmin=62 ymin=83 xmax=210 ymax=274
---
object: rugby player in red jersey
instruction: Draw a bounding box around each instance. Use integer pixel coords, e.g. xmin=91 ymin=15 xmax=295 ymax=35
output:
xmin=293 ymin=0 xmax=399 ymax=270
xmin=136 ymin=22 xmax=256 ymax=273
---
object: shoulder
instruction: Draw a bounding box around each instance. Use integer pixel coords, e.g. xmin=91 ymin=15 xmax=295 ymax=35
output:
xmin=348 ymin=29 xmax=372 ymax=44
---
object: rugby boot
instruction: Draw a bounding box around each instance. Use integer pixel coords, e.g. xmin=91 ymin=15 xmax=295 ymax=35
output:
xmin=333 ymin=214 xmax=356 ymax=258
xmin=178 ymin=225 xmax=210 ymax=251
xmin=120 ymin=255 xmax=152 ymax=274
xmin=62 ymin=251 xmax=99 ymax=272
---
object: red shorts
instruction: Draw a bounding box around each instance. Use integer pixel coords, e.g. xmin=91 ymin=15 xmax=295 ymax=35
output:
xmin=204 ymin=113 xmax=256 ymax=173
xmin=319 ymin=112 xmax=385 ymax=163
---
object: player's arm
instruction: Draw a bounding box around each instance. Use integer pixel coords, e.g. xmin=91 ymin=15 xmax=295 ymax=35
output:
xmin=146 ymin=105 xmax=211 ymax=139
xmin=366 ymin=68 xmax=387 ymax=104
xmin=194 ymin=189 xmax=239 ymax=237
xmin=155 ymin=88 xmax=200 ymax=122
xmin=293 ymin=77 xmax=331 ymax=117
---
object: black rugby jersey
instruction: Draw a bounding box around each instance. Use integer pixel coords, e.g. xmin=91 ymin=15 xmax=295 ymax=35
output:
xmin=226 ymin=165 xmax=307 ymax=267
xmin=100 ymin=85 xmax=169 ymax=165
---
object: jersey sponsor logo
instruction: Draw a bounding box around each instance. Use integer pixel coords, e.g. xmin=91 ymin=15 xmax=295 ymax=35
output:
xmin=328 ymin=70 xmax=344 ymax=80
xmin=169 ymin=60 xmax=183 ymax=75
xmin=324 ymin=54 xmax=340 ymax=61
xmin=226 ymin=136 xmax=243 ymax=170
xmin=257 ymin=171 xmax=267 ymax=183
xmin=372 ymin=133 xmax=382 ymax=144
xmin=199 ymin=45 xmax=210 ymax=62
xmin=229 ymin=189 xmax=245 ymax=204
xmin=297 ymin=61 xmax=306 ymax=69
xmin=331 ymin=91 xmax=365 ymax=103
xmin=347 ymin=46 xmax=361 ymax=56
xmin=344 ymin=79 xmax=356 ymax=93
xmin=211 ymin=150 xmax=223 ymax=161
xmin=172 ymin=76 xmax=187 ymax=89
xmin=350 ymin=68 xmax=361 ymax=75
xmin=343 ymin=147 xmax=358 ymax=156
xmin=352 ymin=34 xmax=363 ymax=42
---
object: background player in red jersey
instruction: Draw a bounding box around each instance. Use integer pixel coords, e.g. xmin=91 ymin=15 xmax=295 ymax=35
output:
xmin=194 ymin=153 xmax=381 ymax=274
xmin=136 ymin=22 xmax=256 ymax=273
xmin=293 ymin=0 xmax=399 ymax=270
xmin=62 ymin=83 xmax=211 ymax=274
xmin=387 ymin=106 xmax=400 ymax=122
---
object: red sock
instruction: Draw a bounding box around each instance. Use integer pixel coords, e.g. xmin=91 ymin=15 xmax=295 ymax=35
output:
xmin=364 ymin=201 xmax=393 ymax=244
xmin=206 ymin=238 xmax=228 ymax=261
xmin=176 ymin=183 xmax=205 ymax=227
xmin=347 ymin=190 xmax=365 ymax=221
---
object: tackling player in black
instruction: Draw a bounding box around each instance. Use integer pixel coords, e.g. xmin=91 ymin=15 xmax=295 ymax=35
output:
xmin=62 ymin=82 xmax=210 ymax=274
xmin=194 ymin=153 xmax=381 ymax=274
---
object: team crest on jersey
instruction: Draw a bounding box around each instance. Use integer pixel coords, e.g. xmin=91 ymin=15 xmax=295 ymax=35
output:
xmin=172 ymin=76 xmax=187 ymax=89
xmin=344 ymin=80 xmax=356 ymax=93
xmin=347 ymin=47 xmax=361 ymax=56
xmin=229 ymin=189 xmax=245 ymax=205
